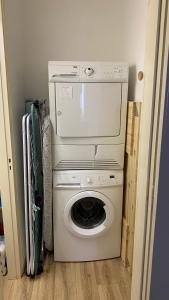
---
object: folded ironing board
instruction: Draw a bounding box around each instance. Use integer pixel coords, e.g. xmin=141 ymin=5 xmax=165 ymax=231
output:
xmin=31 ymin=104 xmax=43 ymax=274
xmin=22 ymin=102 xmax=44 ymax=276
xmin=22 ymin=114 xmax=30 ymax=275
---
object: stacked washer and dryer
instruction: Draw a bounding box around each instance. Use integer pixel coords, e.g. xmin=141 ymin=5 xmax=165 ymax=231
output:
xmin=48 ymin=61 xmax=128 ymax=261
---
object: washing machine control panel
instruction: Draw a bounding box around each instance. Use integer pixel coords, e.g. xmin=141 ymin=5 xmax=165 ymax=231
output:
xmin=53 ymin=170 xmax=123 ymax=188
xmin=82 ymin=173 xmax=123 ymax=187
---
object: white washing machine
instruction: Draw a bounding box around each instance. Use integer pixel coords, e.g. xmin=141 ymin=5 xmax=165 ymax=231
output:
xmin=53 ymin=169 xmax=123 ymax=262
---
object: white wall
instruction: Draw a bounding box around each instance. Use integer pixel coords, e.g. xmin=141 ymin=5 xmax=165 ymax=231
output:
xmin=24 ymin=0 xmax=147 ymax=101
xmin=2 ymin=0 xmax=26 ymax=275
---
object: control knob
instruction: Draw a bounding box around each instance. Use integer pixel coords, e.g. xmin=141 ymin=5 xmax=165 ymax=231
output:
xmin=84 ymin=67 xmax=94 ymax=76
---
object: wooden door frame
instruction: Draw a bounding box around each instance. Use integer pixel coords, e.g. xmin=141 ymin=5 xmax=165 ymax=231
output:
xmin=131 ymin=1 xmax=169 ymax=299
xmin=0 ymin=1 xmax=23 ymax=279
xmin=142 ymin=1 xmax=169 ymax=299
xmin=0 ymin=55 xmax=17 ymax=279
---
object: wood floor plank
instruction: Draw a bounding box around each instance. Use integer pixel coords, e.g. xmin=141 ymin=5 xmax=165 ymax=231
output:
xmin=3 ymin=278 xmax=13 ymax=299
xmin=3 ymin=254 xmax=131 ymax=300
xmin=74 ymin=263 xmax=85 ymax=300
xmin=80 ymin=262 xmax=100 ymax=300
xmin=54 ymin=262 xmax=65 ymax=300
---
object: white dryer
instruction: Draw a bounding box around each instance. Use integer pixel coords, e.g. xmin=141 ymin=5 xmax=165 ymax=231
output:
xmin=53 ymin=169 xmax=123 ymax=261
xmin=49 ymin=61 xmax=128 ymax=171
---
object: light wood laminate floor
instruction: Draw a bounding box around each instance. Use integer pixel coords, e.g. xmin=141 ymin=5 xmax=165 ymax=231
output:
xmin=3 ymin=254 xmax=131 ymax=300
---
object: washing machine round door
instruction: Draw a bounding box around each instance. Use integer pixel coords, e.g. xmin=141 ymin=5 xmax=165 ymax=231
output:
xmin=64 ymin=191 xmax=114 ymax=238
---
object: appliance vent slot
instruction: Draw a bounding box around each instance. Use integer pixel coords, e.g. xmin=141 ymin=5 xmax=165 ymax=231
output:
xmin=54 ymin=160 xmax=120 ymax=171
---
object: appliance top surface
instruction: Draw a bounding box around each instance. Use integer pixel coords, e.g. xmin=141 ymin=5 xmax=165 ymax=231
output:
xmin=48 ymin=61 xmax=128 ymax=83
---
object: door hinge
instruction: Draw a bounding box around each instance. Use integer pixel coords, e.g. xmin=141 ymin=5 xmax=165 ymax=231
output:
xmin=8 ymin=158 xmax=12 ymax=170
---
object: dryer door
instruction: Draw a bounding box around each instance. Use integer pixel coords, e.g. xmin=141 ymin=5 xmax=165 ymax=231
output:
xmin=55 ymin=82 xmax=121 ymax=137
xmin=64 ymin=191 xmax=114 ymax=238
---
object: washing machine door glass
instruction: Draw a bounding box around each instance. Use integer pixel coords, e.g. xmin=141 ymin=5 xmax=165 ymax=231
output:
xmin=71 ymin=197 xmax=106 ymax=229
xmin=64 ymin=191 xmax=114 ymax=238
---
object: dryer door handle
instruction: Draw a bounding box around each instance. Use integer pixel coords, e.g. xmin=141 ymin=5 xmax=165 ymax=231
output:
xmin=53 ymin=73 xmax=77 ymax=77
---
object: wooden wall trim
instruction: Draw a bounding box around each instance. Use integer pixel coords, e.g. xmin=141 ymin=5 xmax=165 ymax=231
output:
xmin=121 ymin=101 xmax=141 ymax=274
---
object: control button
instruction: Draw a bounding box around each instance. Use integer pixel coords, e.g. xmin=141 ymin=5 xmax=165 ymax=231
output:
xmin=84 ymin=67 xmax=94 ymax=76
xmin=87 ymin=177 xmax=93 ymax=184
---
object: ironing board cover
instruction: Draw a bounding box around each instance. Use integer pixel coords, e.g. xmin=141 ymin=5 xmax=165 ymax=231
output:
xmin=31 ymin=104 xmax=43 ymax=274
xmin=42 ymin=116 xmax=53 ymax=251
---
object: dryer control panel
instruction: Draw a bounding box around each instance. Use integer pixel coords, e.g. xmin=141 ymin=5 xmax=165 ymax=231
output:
xmin=53 ymin=170 xmax=123 ymax=188
xmin=49 ymin=61 xmax=128 ymax=83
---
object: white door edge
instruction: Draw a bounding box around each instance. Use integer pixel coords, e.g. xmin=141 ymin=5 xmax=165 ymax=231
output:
xmin=131 ymin=1 xmax=168 ymax=299
xmin=142 ymin=1 xmax=169 ymax=299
